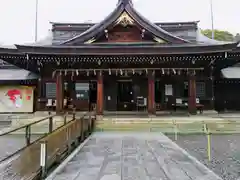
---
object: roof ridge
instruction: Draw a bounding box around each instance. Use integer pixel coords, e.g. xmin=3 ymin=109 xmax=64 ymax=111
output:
xmin=118 ymin=0 xmax=133 ymax=6
xmin=60 ymin=0 xmax=190 ymax=45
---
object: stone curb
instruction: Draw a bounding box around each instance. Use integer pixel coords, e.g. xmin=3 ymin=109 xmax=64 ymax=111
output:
xmin=161 ymin=132 xmax=223 ymax=179
xmin=45 ymin=135 xmax=92 ymax=180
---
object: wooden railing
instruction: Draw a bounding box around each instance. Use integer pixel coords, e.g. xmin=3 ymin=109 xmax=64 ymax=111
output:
xmin=0 ymin=111 xmax=96 ymax=180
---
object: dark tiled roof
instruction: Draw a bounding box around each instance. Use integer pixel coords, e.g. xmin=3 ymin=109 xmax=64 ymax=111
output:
xmin=60 ymin=0 xmax=189 ymax=45
xmin=14 ymin=42 xmax=238 ymax=55
xmin=51 ymin=21 xmax=199 ymax=44
xmin=0 ymin=69 xmax=38 ymax=80
xmin=51 ymin=21 xmax=198 ymax=32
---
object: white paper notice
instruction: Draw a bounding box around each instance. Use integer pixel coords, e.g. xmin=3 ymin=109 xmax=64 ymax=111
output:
xmin=176 ymin=98 xmax=182 ymax=104
xmin=165 ymin=84 xmax=173 ymax=95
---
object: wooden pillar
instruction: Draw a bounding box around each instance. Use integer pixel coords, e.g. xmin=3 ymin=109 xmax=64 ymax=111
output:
xmin=188 ymin=72 xmax=197 ymax=114
xmin=210 ymin=66 xmax=215 ymax=109
xmin=148 ymin=70 xmax=155 ymax=115
xmin=56 ymin=73 xmax=64 ymax=114
xmin=36 ymin=78 xmax=42 ymax=111
xmin=97 ymin=71 xmax=103 ymax=115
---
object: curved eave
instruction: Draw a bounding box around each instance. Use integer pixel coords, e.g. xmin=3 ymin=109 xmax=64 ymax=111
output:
xmin=232 ymin=45 xmax=240 ymax=52
xmin=0 ymin=47 xmax=21 ymax=54
xmin=124 ymin=4 xmax=189 ymax=44
xmin=61 ymin=2 xmax=189 ymax=45
xmin=14 ymin=43 xmax=238 ymax=55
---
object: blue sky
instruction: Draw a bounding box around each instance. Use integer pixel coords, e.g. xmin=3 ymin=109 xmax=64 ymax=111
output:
xmin=0 ymin=0 xmax=239 ymax=45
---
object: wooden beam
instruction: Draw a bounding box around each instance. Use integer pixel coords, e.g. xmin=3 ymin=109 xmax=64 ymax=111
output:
xmin=97 ymin=71 xmax=103 ymax=115
xmin=36 ymin=78 xmax=42 ymax=111
xmin=148 ymin=70 xmax=155 ymax=115
xmin=188 ymin=72 xmax=197 ymax=114
xmin=56 ymin=73 xmax=64 ymax=113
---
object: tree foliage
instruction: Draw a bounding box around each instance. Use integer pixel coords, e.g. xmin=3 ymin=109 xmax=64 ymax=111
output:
xmin=201 ymin=29 xmax=234 ymax=42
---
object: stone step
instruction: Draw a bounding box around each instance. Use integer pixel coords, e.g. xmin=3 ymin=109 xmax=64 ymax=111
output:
xmin=96 ymin=118 xmax=240 ymax=133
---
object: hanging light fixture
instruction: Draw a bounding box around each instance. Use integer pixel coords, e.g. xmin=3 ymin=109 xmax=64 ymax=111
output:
xmin=172 ymin=69 xmax=176 ymax=74
xmin=161 ymin=68 xmax=165 ymax=75
xmin=52 ymin=71 xmax=56 ymax=78
xmin=120 ymin=69 xmax=123 ymax=76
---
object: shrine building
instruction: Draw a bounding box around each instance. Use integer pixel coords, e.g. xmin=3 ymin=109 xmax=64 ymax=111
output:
xmin=0 ymin=0 xmax=239 ymax=115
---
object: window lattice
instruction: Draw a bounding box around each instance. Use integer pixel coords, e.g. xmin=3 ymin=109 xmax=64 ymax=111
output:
xmin=45 ymin=83 xmax=56 ymax=98
xmin=196 ymin=82 xmax=205 ymax=97
xmin=75 ymin=83 xmax=89 ymax=100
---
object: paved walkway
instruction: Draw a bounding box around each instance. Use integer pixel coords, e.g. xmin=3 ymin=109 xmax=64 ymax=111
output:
xmin=46 ymin=132 xmax=222 ymax=180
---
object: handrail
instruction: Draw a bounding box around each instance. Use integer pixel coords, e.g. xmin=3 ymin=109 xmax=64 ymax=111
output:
xmin=0 ymin=114 xmax=56 ymax=136
xmin=0 ymin=111 xmax=70 ymax=163
xmin=0 ymin=110 xmax=96 ymax=180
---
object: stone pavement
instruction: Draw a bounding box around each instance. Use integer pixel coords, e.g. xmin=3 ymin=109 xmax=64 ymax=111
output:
xmin=46 ymin=132 xmax=222 ymax=180
xmin=102 ymin=116 xmax=224 ymax=122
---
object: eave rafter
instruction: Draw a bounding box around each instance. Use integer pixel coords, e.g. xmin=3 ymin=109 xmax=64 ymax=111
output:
xmin=52 ymin=67 xmax=204 ymax=79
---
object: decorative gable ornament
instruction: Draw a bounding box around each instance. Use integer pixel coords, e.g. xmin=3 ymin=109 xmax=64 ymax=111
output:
xmin=84 ymin=37 xmax=96 ymax=44
xmin=116 ymin=12 xmax=134 ymax=27
xmin=154 ymin=37 xmax=166 ymax=43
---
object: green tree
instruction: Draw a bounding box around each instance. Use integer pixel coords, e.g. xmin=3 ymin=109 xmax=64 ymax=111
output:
xmin=201 ymin=29 xmax=234 ymax=42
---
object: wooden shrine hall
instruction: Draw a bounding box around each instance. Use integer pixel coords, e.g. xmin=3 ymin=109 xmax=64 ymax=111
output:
xmin=0 ymin=0 xmax=239 ymax=115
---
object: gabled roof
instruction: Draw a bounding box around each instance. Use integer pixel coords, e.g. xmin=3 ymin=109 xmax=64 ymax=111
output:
xmin=51 ymin=21 xmax=199 ymax=33
xmin=51 ymin=21 xmax=198 ymax=44
xmin=62 ymin=0 xmax=189 ymax=45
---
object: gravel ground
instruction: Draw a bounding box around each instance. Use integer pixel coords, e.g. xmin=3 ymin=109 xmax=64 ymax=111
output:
xmin=167 ymin=134 xmax=240 ymax=180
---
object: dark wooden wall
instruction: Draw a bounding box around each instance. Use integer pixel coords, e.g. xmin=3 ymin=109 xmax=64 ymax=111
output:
xmin=215 ymin=80 xmax=240 ymax=111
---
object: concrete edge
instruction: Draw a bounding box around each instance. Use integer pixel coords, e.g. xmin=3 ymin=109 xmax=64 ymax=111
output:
xmin=45 ymin=134 xmax=93 ymax=180
xmin=162 ymin=133 xmax=222 ymax=179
